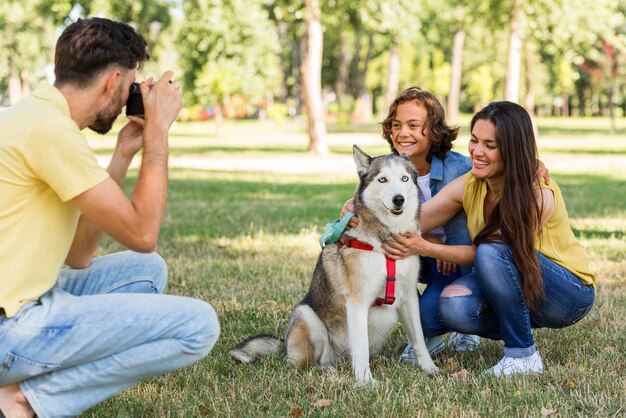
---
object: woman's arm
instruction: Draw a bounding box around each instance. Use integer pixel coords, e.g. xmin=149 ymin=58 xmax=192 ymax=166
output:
xmin=383 ymin=232 xmax=476 ymax=266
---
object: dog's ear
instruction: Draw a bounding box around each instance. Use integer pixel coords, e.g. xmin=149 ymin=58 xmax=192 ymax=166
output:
xmin=399 ymin=153 xmax=411 ymax=162
xmin=353 ymin=145 xmax=371 ymax=177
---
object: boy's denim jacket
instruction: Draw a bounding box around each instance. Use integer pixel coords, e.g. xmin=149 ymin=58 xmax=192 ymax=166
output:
xmin=429 ymin=151 xmax=473 ymax=275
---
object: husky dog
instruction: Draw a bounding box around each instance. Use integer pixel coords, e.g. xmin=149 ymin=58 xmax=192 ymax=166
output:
xmin=229 ymin=145 xmax=438 ymax=386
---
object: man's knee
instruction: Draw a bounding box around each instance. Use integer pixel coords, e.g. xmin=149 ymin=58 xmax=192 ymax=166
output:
xmin=126 ymin=251 xmax=168 ymax=293
xmin=184 ymin=300 xmax=221 ymax=358
xmin=145 ymin=252 xmax=168 ymax=292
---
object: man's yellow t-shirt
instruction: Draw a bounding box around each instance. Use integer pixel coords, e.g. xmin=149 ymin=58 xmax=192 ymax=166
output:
xmin=0 ymin=82 xmax=109 ymax=317
xmin=463 ymin=174 xmax=595 ymax=286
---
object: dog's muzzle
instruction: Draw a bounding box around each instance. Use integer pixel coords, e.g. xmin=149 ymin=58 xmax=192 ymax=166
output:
xmin=390 ymin=194 xmax=405 ymax=215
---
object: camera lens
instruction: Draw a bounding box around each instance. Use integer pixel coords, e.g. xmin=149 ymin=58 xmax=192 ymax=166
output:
xmin=126 ymin=82 xmax=144 ymax=116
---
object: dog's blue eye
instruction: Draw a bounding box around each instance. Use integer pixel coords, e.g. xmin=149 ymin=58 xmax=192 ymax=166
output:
xmin=402 ymin=175 xmax=409 ymax=182
xmin=378 ymin=177 xmax=387 ymax=183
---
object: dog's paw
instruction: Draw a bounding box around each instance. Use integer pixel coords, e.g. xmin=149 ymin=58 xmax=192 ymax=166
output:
xmin=356 ymin=378 xmax=379 ymax=389
xmin=421 ymin=364 xmax=440 ymax=374
xmin=315 ymin=365 xmax=338 ymax=373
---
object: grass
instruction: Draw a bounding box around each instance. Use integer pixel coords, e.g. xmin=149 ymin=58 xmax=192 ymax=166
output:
xmin=84 ymin=117 xmax=625 ymax=417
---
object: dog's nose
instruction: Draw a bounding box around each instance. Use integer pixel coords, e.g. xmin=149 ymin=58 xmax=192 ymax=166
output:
xmin=392 ymin=194 xmax=405 ymax=207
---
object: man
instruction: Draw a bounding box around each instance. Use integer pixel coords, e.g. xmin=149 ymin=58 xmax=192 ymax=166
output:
xmin=0 ymin=18 xmax=219 ymax=417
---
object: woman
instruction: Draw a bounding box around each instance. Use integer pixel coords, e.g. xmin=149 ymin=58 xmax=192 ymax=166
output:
xmin=383 ymin=101 xmax=595 ymax=375
xmin=345 ymin=87 xmax=480 ymax=360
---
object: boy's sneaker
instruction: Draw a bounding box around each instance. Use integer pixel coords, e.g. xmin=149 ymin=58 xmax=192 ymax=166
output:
xmin=400 ymin=335 xmax=446 ymax=363
xmin=484 ymin=351 xmax=544 ymax=377
xmin=447 ymin=333 xmax=480 ymax=352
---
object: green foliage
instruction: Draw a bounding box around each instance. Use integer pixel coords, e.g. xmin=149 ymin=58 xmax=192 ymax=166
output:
xmin=0 ymin=0 xmax=55 ymax=98
xmin=177 ymin=0 xmax=282 ymax=106
xmin=3 ymin=0 xmax=626 ymax=115
xmin=37 ymin=0 xmax=173 ymax=59
xmin=267 ymin=102 xmax=289 ymax=124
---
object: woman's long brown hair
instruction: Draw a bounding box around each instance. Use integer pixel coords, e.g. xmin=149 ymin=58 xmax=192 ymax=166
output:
xmin=471 ymin=102 xmax=544 ymax=309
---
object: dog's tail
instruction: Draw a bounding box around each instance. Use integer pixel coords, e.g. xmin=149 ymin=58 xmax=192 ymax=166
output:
xmin=228 ymin=334 xmax=284 ymax=363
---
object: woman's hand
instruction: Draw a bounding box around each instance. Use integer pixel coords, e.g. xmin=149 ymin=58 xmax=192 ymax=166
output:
xmin=341 ymin=198 xmax=360 ymax=228
xmin=382 ymin=232 xmax=430 ymax=260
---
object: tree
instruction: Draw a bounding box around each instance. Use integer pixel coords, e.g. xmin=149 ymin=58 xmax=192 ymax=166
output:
xmin=515 ymin=0 xmax=619 ymax=116
xmin=301 ymin=0 xmax=329 ymax=154
xmin=0 ymin=0 xmax=55 ymax=104
xmin=37 ymin=0 xmax=173 ymax=61
xmin=177 ymin=0 xmax=281 ymax=134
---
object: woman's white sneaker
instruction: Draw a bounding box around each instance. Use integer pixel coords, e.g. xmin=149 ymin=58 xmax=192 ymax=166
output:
xmin=485 ymin=352 xmax=544 ymax=377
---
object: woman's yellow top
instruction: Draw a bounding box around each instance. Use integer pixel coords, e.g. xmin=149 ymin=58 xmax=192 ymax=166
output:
xmin=463 ymin=174 xmax=595 ymax=285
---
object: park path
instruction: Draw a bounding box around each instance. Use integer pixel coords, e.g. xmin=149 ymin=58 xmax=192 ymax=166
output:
xmin=96 ymin=131 xmax=626 ymax=176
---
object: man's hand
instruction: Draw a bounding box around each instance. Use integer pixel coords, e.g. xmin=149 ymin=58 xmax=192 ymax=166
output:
xmin=116 ymin=118 xmax=145 ymax=159
xmin=141 ymin=71 xmax=183 ymax=131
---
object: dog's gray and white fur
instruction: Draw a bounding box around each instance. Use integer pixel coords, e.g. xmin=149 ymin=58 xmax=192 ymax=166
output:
xmin=229 ymin=145 xmax=438 ymax=385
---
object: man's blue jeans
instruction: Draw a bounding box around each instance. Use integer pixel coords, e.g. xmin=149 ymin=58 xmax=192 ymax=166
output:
xmin=435 ymin=244 xmax=594 ymax=358
xmin=0 ymin=251 xmax=220 ymax=417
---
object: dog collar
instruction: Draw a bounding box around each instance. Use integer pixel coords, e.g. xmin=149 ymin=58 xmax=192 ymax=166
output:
xmin=337 ymin=239 xmax=396 ymax=306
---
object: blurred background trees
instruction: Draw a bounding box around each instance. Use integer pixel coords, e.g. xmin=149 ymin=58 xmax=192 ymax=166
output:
xmin=2 ymin=0 xmax=626 ymax=152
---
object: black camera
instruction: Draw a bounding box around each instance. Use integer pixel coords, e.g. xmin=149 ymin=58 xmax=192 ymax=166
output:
xmin=125 ymin=82 xmax=144 ymax=117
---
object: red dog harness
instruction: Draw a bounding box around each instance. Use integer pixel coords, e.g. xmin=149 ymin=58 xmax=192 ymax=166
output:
xmin=337 ymin=239 xmax=396 ymax=306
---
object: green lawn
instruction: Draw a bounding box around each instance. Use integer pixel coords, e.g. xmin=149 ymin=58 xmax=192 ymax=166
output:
xmin=87 ymin=117 xmax=625 ymax=417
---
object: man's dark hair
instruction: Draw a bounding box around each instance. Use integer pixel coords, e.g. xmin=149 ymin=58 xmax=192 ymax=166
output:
xmin=54 ymin=17 xmax=149 ymax=87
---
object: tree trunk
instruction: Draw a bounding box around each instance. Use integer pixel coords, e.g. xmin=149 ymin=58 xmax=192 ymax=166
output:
xmin=301 ymin=0 xmax=329 ymax=155
xmin=214 ymin=101 xmax=224 ymax=139
xmin=276 ymin=21 xmax=290 ymax=102
xmin=351 ymin=33 xmax=374 ymax=122
xmin=609 ymin=80 xmax=616 ymax=135
xmin=8 ymin=73 xmax=22 ymax=105
xmin=562 ymin=94 xmax=570 ymax=117
xmin=335 ymin=30 xmax=352 ymax=101
xmin=523 ymin=43 xmax=534 ymax=115
xmin=505 ymin=0 xmax=521 ymax=103
xmin=447 ymin=8 xmax=465 ymax=122
xmin=21 ymin=70 xmax=31 ymax=97
xmin=384 ymin=33 xmax=400 ymax=110
xmin=522 ymin=41 xmax=538 ymax=139
xmin=355 ymin=33 xmax=374 ymax=99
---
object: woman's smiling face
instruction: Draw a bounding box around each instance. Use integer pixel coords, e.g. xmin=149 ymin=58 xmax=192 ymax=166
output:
xmin=469 ymin=119 xmax=504 ymax=180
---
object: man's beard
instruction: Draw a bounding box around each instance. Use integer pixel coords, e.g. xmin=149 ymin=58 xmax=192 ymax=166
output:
xmin=89 ymin=88 xmax=124 ymax=134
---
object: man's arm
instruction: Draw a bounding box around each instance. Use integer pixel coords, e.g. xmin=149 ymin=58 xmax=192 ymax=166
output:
xmin=64 ymin=122 xmax=144 ymax=268
xmin=65 ymin=73 xmax=181 ymax=267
